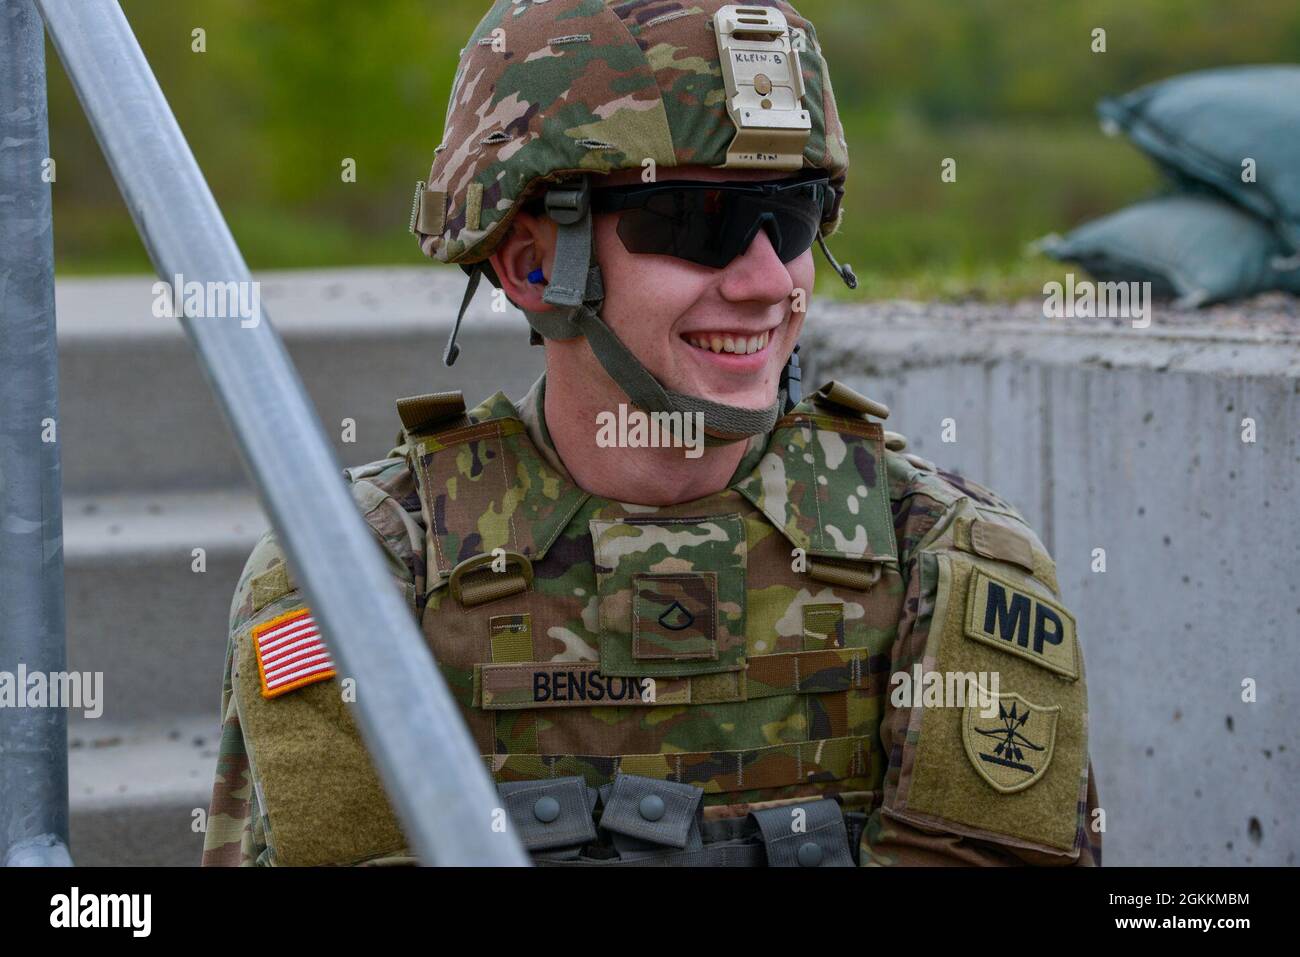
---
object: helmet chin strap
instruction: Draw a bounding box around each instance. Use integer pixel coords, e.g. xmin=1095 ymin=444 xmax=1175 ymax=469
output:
xmin=446 ymin=175 xmax=789 ymax=446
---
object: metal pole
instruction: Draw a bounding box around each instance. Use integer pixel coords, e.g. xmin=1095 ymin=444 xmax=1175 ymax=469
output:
xmin=33 ymin=0 xmax=526 ymax=866
xmin=0 ymin=0 xmax=74 ymax=868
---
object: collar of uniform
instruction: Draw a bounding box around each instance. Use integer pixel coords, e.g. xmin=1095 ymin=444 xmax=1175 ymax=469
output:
xmin=428 ymin=378 xmax=892 ymax=569
xmin=513 ymin=371 xmax=576 ymax=485
xmin=514 ymin=370 xmax=767 ymax=488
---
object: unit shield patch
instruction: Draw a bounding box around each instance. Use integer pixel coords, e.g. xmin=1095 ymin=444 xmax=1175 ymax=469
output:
xmin=962 ymin=690 xmax=1059 ymax=793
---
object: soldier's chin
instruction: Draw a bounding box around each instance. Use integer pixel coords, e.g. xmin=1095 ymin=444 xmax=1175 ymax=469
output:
xmin=697 ymin=378 xmax=780 ymax=414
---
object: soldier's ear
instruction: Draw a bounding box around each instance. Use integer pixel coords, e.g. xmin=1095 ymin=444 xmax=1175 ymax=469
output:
xmin=489 ymin=211 xmax=558 ymax=313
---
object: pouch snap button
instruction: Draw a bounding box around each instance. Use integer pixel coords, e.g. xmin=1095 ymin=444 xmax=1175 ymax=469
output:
xmin=797 ymin=841 xmax=824 ymax=867
xmin=638 ymin=794 xmax=666 ymax=822
xmin=533 ymin=796 xmax=561 ymax=823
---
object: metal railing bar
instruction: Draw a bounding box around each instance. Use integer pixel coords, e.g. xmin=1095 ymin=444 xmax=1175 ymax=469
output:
xmin=31 ymin=0 xmax=525 ymax=866
xmin=0 ymin=0 xmax=73 ymax=869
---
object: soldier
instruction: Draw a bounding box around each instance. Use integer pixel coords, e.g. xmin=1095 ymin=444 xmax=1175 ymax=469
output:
xmin=202 ymin=0 xmax=1101 ymax=867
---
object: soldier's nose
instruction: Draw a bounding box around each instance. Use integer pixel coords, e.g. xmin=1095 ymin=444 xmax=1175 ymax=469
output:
xmin=718 ymin=227 xmax=795 ymax=306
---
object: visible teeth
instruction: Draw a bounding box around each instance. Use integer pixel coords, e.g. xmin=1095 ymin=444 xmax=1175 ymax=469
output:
xmin=687 ymin=330 xmax=770 ymax=354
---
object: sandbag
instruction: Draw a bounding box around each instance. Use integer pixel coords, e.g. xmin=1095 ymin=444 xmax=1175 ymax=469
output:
xmin=1035 ymin=194 xmax=1300 ymax=307
xmin=1098 ymin=65 xmax=1300 ymax=256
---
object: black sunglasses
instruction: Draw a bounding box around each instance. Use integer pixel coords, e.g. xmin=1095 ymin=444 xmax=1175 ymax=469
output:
xmin=588 ymin=173 xmax=835 ymax=269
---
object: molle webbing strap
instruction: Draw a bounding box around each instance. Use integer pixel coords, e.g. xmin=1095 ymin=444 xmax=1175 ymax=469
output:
xmin=489 ymin=615 xmax=534 ymax=664
xmin=449 ymin=551 xmax=535 ymax=608
xmin=396 ymin=391 xmax=467 ymax=433
xmin=808 ymin=557 xmax=883 ymax=591
xmin=455 ymin=569 xmax=530 ymax=607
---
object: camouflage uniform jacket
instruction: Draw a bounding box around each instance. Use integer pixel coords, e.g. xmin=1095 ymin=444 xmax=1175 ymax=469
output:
xmin=202 ymin=373 xmax=1102 ymax=866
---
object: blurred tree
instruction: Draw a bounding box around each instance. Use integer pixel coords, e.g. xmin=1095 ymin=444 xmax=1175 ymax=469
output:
xmin=42 ymin=0 xmax=1300 ymax=298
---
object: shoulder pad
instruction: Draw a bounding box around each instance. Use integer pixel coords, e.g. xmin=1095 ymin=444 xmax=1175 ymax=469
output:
xmin=878 ymin=452 xmax=1085 ymax=856
xmin=402 ymin=392 xmax=589 ymax=583
xmin=228 ymin=500 xmax=410 ymax=866
xmin=395 ymin=390 xmax=467 ymax=433
xmin=888 ymin=451 xmax=1025 ymax=517
xmin=342 ymin=455 xmax=424 ymax=599
xmin=734 ymin=403 xmax=899 ymax=567
xmin=884 ymin=533 xmax=1088 ymax=857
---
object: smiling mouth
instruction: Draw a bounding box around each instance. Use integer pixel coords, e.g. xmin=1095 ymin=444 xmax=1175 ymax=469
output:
xmin=682 ymin=329 xmax=772 ymax=356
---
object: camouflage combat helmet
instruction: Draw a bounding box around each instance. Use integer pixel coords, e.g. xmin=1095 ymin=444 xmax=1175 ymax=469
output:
xmin=410 ymin=0 xmax=855 ymax=442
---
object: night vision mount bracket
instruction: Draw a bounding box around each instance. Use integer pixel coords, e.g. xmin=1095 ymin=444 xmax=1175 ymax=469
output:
xmin=713 ymin=4 xmax=811 ymax=171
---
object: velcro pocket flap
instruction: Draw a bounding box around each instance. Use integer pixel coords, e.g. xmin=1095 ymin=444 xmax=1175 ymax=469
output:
xmin=750 ymin=799 xmax=855 ymax=867
xmin=590 ymin=514 xmax=746 ymax=677
xmin=599 ymin=775 xmax=703 ymax=849
xmin=499 ymin=777 xmax=598 ymax=852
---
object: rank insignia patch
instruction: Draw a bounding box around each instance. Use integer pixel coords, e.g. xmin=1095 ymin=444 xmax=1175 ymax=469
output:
xmin=963 ymin=690 xmax=1059 ymax=793
xmin=252 ymin=608 xmax=336 ymax=699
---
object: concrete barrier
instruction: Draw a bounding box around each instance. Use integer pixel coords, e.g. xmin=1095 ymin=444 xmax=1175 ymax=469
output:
xmin=805 ymin=296 xmax=1300 ymax=866
xmin=55 ymin=269 xmax=1298 ymax=865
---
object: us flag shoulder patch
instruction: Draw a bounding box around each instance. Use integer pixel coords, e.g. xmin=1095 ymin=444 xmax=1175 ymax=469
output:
xmin=252 ymin=608 xmax=336 ymax=699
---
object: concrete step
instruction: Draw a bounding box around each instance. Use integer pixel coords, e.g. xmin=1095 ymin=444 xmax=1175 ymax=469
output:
xmin=67 ymin=714 xmax=216 ymax=867
xmin=54 ymin=267 xmax=544 ymax=496
xmin=63 ymin=489 xmax=267 ymax=725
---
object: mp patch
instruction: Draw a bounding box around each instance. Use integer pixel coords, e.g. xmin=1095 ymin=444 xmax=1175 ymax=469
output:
xmin=252 ymin=608 xmax=336 ymax=699
xmin=964 ymin=568 xmax=1078 ymax=679
xmin=962 ymin=690 xmax=1059 ymax=793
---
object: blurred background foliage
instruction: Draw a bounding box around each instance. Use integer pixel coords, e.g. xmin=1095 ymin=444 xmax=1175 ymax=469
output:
xmin=45 ymin=0 xmax=1300 ymax=299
